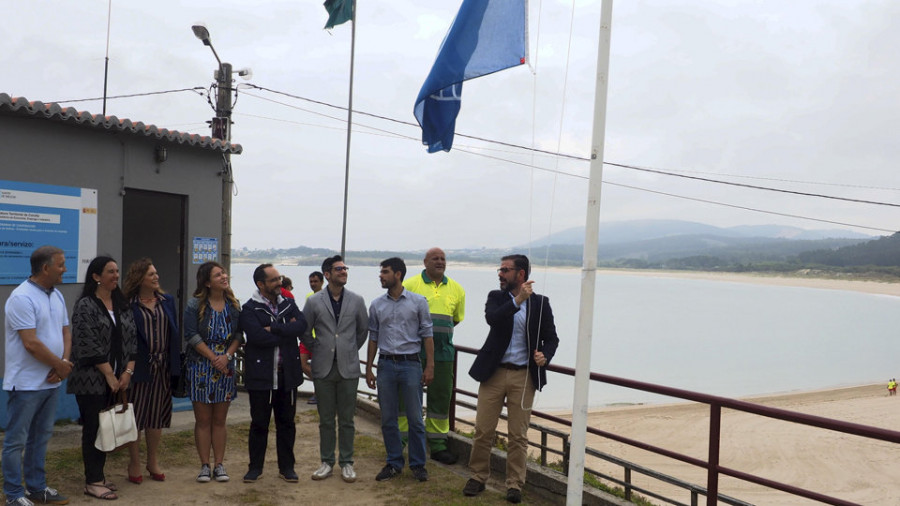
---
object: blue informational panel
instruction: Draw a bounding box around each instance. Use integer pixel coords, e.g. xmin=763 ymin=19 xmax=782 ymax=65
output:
xmin=192 ymin=236 xmax=218 ymax=264
xmin=0 ymin=180 xmax=98 ymax=284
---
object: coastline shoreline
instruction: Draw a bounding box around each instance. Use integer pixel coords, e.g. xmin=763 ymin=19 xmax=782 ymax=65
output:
xmin=239 ymin=259 xmax=900 ymax=297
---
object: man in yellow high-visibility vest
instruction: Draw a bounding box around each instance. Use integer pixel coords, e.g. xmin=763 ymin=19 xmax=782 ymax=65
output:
xmin=400 ymin=247 xmax=465 ymax=464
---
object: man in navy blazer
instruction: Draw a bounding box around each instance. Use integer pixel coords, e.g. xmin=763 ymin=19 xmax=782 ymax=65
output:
xmin=464 ymin=254 xmax=559 ymax=504
xmin=240 ymin=264 xmax=307 ymax=484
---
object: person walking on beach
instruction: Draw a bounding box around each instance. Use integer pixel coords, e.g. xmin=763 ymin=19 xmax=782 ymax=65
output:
xmin=302 ymin=256 xmax=369 ymax=483
xmin=3 ymin=246 xmax=72 ymax=506
xmin=401 ymin=247 xmax=465 ymax=465
xmin=240 ymin=264 xmax=307 ymax=484
xmin=463 ymin=254 xmax=559 ymax=504
xmin=366 ymin=257 xmax=434 ymax=483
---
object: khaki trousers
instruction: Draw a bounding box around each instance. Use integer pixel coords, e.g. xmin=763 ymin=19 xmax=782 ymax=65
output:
xmin=468 ymin=367 xmax=535 ymax=490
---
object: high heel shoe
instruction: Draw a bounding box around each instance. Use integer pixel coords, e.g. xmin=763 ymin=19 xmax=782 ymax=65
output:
xmin=127 ymin=474 xmax=142 ymax=484
xmin=146 ymin=467 xmax=165 ymax=482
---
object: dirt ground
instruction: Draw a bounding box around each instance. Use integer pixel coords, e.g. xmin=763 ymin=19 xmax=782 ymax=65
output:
xmin=24 ymin=394 xmax=556 ymax=505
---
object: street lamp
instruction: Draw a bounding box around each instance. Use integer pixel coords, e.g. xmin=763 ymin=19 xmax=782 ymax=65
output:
xmin=191 ymin=23 xmax=249 ymax=274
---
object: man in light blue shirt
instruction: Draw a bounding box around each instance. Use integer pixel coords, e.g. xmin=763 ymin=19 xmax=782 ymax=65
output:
xmin=366 ymin=257 xmax=434 ymax=483
xmin=3 ymin=246 xmax=73 ymax=506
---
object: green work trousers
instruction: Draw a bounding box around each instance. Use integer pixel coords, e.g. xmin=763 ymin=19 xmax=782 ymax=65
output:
xmin=399 ymin=360 xmax=454 ymax=453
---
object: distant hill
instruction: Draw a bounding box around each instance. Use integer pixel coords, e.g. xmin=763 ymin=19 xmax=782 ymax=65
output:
xmin=527 ymin=220 xmax=874 ymax=247
xmin=232 ymin=221 xmax=898 ymax=277
xmin=797 ymin=232 xmax=900 ymax=267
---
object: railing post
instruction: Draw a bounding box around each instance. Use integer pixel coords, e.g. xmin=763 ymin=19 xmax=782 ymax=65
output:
xmin=691 ymin=491 xmax=698 ymax=506
xmin=541 ymin=432 xmax=548 ymax=466
xmin=562 ymin=435 xmax=570 ymax=475
xmin=707 ymin=404 xmax=722 ymax=506
xmin=624 ymin=468 xmax=632 ymax=501
xmin=450 ymin=349 xmax=458 ymax=432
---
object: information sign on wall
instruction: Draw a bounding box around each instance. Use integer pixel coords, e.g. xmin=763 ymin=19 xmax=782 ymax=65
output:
xmin=192 ymin=237 xmax=218 ymax=264
xmin=0 ymin=180 xmax=97 ymax=284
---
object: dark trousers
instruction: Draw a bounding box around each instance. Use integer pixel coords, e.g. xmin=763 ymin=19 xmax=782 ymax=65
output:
xmin=76 ymin=394 xmax=110 ymax=484
xmin=247 ymin=373 xmax=297 ymax=473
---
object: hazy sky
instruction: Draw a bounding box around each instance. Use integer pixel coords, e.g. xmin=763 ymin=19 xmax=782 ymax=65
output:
xmin=3 ymin=1 xmax=898 ymax=251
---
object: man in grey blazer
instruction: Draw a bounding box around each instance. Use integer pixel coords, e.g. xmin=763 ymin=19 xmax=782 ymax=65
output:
xmin=301 ymin=255 xmax=369 ymax=483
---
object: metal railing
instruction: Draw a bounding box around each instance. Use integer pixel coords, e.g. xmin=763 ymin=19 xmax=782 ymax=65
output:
xmin=452 ymin=344 xmax=900 ymax=506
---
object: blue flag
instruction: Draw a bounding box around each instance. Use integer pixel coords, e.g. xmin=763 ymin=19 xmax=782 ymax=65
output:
xmin=414 ymin=0 xmax=527 ymax=153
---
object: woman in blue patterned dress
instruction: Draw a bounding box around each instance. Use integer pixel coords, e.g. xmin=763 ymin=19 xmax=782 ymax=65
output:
xmin=183 ymin=261 xmax=242 ymax=483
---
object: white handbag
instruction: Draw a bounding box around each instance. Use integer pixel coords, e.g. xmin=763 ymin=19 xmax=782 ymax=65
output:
xmin=94 ymin=391 xmax=138 ymax=452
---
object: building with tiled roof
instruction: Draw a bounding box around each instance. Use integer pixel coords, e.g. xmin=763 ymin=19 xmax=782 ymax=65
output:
xmin=0 ymin=93 xmax=242 ymax=154
xmin=0 ymin=93 xmax=241 ymax=425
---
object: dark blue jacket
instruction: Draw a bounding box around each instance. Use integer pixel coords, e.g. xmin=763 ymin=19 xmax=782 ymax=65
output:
xmin=469 ymin=289 xmax=559 ymax=391
xmin=130 ymin=293 xmax=181 ymax=384
xmin=240 ymin=291 xmax=307 ymax=391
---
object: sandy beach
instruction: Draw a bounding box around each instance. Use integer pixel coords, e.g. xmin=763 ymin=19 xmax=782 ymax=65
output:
xmin=453 ymin=266 xmax=900 ymax=503
xmin=520 ymin=384 xmax=900 ymax=505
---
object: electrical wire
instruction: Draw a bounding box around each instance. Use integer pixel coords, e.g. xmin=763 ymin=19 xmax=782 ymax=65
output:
xmin=244 ymin=84 xmax=900 ymax=209
xmin=47 ymin=87 xmax=206 ymax=104
xmin=54 ymin=84 xmax=898 ymax=231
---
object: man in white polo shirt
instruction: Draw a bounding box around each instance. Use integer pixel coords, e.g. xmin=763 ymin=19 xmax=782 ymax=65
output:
xmin=3 ymin=246 xmax=73 ymax=506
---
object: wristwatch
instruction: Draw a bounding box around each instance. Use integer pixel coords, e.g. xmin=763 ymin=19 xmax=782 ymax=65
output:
xmin=226 ymin=353 xmax=234 ymax=361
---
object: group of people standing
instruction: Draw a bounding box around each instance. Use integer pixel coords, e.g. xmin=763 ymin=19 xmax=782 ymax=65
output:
xmin=3 ymin=245 xmax=558 ymax=505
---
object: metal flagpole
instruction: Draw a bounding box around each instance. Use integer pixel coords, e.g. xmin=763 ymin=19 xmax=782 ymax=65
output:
xmin=102 ymin=0 xmax=112 ymax=116
xmin=339 ymin=0 xmax=357 ymax=258
xmin=566 ymin=0 xmax=613 ymax=504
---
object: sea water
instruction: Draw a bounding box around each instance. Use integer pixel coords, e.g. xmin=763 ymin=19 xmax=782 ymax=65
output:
xmin=226 ymin=263 xmax=900 ymax=411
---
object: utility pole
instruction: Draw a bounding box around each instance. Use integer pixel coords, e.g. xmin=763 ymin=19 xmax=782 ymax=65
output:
xmin=192 ymin=24 xmax=241 ymax=275
xmin=215 ymin=62 xmax=233 ymax=274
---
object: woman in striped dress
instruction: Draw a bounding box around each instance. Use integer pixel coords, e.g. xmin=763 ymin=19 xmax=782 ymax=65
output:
xmin=123 ymin=258 xmax=181 ymax=484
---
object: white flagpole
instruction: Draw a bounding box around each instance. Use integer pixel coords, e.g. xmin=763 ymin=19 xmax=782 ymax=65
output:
xmin=566 ymin=0 xmax=613 ymax=504
xmin=339 ymin=0 xmax=357 ymax=258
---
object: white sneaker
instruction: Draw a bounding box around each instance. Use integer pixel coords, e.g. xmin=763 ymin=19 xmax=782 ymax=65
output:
xmin=341 ymin=464 xmax=357 ymax=483
xmin=6 ymin=497 xmax=34 ymax=506
xmin=311 ymin=462 xmax=333 ymax=480
xmin=213 ymin=463 xmax=230 ymax=482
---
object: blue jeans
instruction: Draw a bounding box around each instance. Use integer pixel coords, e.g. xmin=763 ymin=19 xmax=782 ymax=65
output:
xmin=2 ymin=388 xmax=60 ymax=500
xmin=376 ymin=359 xmax=425 ymax=470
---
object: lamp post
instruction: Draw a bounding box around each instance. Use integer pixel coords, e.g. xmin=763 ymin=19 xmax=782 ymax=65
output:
xmin=192 ymin=23 xmax=236 ymax=273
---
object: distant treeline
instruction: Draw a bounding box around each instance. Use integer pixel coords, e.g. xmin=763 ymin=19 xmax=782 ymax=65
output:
xmin=233 ymin=232 xmax=900 ymax=281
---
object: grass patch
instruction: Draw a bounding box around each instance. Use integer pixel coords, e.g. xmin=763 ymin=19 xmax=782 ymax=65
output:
xmin=542 ymin=459 xmax=657 ymax=506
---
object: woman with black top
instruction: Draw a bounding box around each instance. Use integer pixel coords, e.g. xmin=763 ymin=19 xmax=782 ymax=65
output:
xmin=67 ymin=256 xmax=137 ymax=500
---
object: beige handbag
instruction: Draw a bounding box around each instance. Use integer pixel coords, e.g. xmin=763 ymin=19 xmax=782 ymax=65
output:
xmin=94 ymin=391 xmax=138 ymax=451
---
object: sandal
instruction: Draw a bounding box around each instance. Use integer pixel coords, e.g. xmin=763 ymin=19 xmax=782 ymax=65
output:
xmin=84 ymin=484 xmax=118 ymax=501
xmin=103 ymin=482 xmax=118 ymax=492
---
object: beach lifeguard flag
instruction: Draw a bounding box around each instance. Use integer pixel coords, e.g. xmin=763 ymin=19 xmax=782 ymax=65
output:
xmin=414 ymin=0 xmax=528 ymax=153
xmin=323 ymin=0 xmax=353 ymax=29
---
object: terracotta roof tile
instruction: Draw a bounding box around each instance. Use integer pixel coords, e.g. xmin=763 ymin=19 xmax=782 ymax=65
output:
xmin=0 ymin=93 xmax=242 ymax=154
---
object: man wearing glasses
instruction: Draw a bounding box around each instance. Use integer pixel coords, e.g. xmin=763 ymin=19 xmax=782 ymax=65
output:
xmin=463 ymin=254 xmax=559 ymax=503
xmin=240 ymin=264 xmax=307 ymax=484
xmin=301 ymin=255 xmax=369 ymax=483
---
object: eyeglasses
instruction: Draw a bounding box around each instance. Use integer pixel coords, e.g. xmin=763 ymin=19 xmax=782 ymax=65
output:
xmin=497 ymin=267 xmax=519 ymax=274
xmin=266 ymin=275 xmax=283 ymax=283
xmin=332 ymin=266 xmax=350 ymax=272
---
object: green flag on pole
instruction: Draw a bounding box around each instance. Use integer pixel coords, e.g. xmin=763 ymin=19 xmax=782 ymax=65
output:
xmin=323 ymin=0 xmax=353 ymax=29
